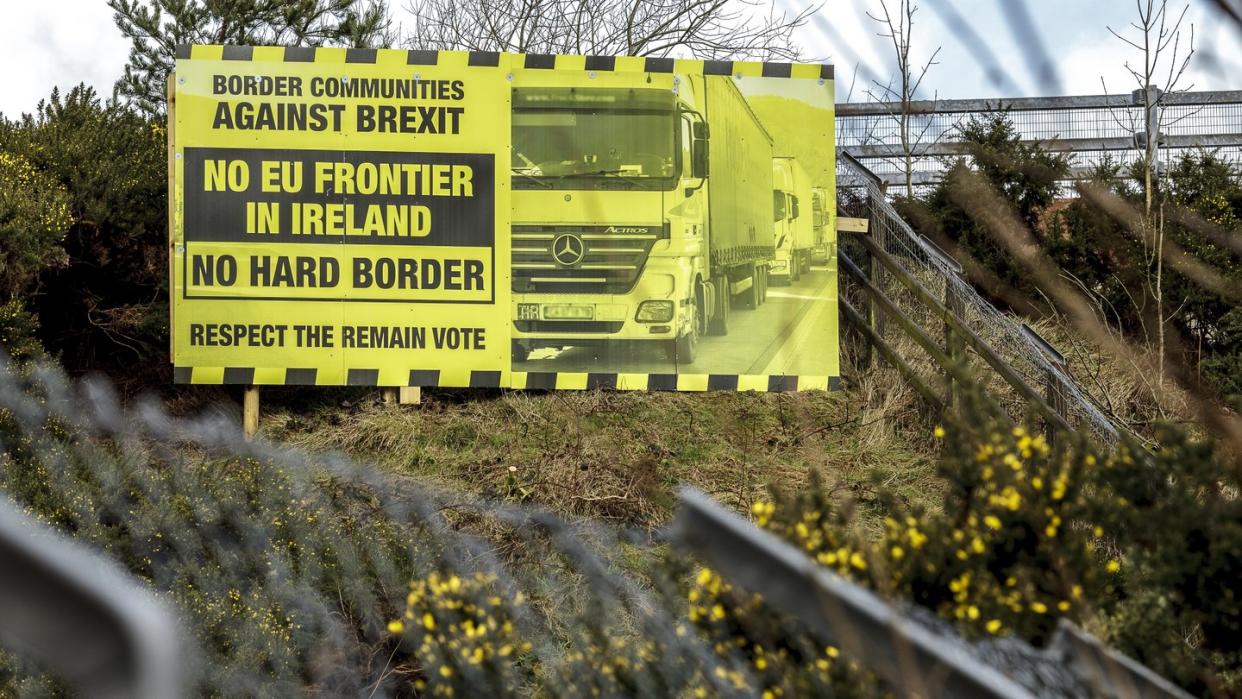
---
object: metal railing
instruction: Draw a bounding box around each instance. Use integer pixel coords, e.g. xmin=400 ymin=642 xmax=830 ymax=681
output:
xmin=671 ymin=487 xmax=1192 ymax=699
xmin=837 ymin=90 xmax=1242 ymax=189
xmin=0 ymin=495 xmax=181 ymax=698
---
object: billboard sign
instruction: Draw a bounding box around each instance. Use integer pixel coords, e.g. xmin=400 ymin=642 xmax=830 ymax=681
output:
xmin=170 ymin=47 xmax=837 ymax=391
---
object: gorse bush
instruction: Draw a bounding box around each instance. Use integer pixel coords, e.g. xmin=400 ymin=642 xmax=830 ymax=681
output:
xmin=387 ymin=571 xmax=532 ymax=696
xmin=0 ymin=361 xmax=814 ymax=697
xmin=739 ymin=391 xmax=1242 ymax=696
xmin=0 ymin=151 xmax=72 ymax=294
xmin=0 ymin=85 xmax=168 ymax=378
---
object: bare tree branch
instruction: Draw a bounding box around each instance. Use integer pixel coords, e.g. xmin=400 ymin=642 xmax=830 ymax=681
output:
xmin=404 ymin=0 xmax=820 ymax=62
xmin=866 ymin=0 xmax=942 ymax=196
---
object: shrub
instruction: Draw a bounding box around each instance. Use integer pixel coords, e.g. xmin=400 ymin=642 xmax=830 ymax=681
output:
xmin=0 ymin=151 xmax=72 ymax=358
xmin=742 ymin=393 xmax=1241 ymax=696
xmin=3 ymin=362 xmax=1238 ymax=696
xmin=899 ymin=113 xmax=1068 ymax=312
xmin=0 ymin=85 xmax=168 ymax=377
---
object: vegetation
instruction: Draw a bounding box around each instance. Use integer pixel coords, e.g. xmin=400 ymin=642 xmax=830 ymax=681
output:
xmin=109 ymin=0 xmax=393 ymax=113
xmin=3 ymin=357 xmax=1240 ymax=696
xmin=898 ymin=113 xmax=1069 ymax=315
xmin=752 ymin=404 xmax=1242 ymax=695
xmin=900 ymin=112 xmax=1242 ymax=409
xmin=263 ymin=385 xmax=936 ymax=528
xmin=0 ymin=86 xmax=167 ymax=381
xmin=1050 ymin=152 xmax=1242 ymax=404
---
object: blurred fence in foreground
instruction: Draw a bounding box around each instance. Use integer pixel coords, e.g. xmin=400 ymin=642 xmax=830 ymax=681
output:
xmin=0 ymin=355 xmax=1181 ymax=697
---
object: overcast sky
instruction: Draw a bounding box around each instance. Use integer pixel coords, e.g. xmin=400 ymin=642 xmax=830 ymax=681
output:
xmin=1 ymin=0 xmax=1238 ymax=118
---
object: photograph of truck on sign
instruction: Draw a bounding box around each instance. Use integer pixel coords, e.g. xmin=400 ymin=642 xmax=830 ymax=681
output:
xmin=507 ymin=63 xmax=838 ymax=390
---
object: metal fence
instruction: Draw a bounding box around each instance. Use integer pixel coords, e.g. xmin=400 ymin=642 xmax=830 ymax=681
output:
xmin=671 ymin=486 xmax=1191 ymax=699
xmin=837 ymin=90 xmax=1242 ymax=190
xmin=836 ymin=152 xmax=1122 ymax=445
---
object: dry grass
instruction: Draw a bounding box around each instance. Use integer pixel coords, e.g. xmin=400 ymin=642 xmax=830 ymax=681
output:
xmin=260 ymin=380 xmax=939 ymax=532
xmin=1029 ymin=317 xmax=1200 ymax=440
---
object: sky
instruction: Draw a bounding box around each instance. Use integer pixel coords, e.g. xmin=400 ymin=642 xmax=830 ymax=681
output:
xmin=0 ymin=0 xmax=1239 ymax=118
xmin=792 ymin=0 xmax=1242 ymax=102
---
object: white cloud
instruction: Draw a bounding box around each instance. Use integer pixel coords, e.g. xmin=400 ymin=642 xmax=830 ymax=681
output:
xmin=799 ymin=0 xmax=1239 ymax=101
xmin=0 ymin=0 xmax=1237 ymax=117
xmin=0 ymin=0 xmax=130 ymax=118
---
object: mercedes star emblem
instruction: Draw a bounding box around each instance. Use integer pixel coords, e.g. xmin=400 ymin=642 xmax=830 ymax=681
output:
xmin=551 ymin=233 xmax=586 ymax=266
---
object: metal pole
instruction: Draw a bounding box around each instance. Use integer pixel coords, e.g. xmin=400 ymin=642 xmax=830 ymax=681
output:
xmin=0 ymin=496 xmax=182 ymax=699
xmin=670 ymin=487 xmax=1037 ymax=699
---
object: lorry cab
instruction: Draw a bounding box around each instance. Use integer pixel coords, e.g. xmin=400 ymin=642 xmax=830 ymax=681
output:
xmin=509 ymin=69 xmax=773 ymax=364
xmin=811 ymin=187 xmax=829 ymax=264
xmin=770 ymin=157 xmax=813 ymax=284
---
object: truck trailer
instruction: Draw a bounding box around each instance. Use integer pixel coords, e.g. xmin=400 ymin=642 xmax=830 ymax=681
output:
xmin=509 ymin=70 xmax=776 ymax=364
xmin=770 ymin=157 xmax=814 ymax=284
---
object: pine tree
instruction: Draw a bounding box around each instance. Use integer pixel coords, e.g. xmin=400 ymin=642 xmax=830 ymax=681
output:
xmin=109 ymin=0 xmax=393 ymax=114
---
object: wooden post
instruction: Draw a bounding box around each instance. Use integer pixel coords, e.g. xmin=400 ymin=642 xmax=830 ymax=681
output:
xmin=944 ymin=283 xmax=966 ymax=407
xmin=399 ymin=386 xmax=422 ymax=405
xmin=836 ymin=219 xmax=873 ymax=370
xmin=1020 ymin=324 xmax=1072 ymax=444
xmin=243 ymin=385 xmax=260 ymax=440
xmin=1044 ymin=368 xmax=1069 ymax=446
xmin=166 ymin=74 xmax=177 ymax=360
xmin=381 ymin=387 xmax=398 ymax=404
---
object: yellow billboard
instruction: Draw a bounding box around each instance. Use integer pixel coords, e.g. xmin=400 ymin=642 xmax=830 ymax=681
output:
xmin=171 ymin=48 xmax=837 ymax=391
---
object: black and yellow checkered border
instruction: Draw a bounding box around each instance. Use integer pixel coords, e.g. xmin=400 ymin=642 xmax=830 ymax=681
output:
xmin=173 ymin=367 xmax=840 ymax=392
xmin=175 ymin=44 xmax=833 ymax=80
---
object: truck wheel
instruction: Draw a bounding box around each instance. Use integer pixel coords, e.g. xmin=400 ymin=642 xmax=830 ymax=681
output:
xmin=707 ymin=275 xmax=729 ymax=336
xmin=671 ymin=324 xmax=698 ymax=363
xmin=512 ymin=340 xmax=529 ymax=363
xmin=758 ymin=266 xmax=768 ymax=304
xmin=741 ymin=265 xmax=760 ymax=310
xmin=791 ymin=256 xmax=801 ymax=283
xmin=669 ymin=290 xmax=702 ymax=363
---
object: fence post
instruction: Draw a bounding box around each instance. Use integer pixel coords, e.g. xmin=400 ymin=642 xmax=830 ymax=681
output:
xmin=867 ymin=188 xmax=886 ymax=344
xmin=1022 ymin=324 xmax=1071 ymax=444
xmin=243 ymin=385 xmax=260 ymax=441
xmin=1044 ymin=366 xmax=1069 ymax=446
xmin=944 ymin=282 xmax=966 ymax=406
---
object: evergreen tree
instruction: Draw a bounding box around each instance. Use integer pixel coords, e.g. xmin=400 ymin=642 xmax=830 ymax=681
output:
xmin=109 ymin=0 xmax=393 ymax=113
xmin=899 ymin=112 xmax=1069 ymax=310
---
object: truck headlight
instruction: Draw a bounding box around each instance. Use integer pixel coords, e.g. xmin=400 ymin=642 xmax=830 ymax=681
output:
xmin=635 ymin=300 xmax=674 ymax=323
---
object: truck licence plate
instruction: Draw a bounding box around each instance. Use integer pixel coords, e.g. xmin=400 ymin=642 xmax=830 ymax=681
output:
xmin=518 ymin=304 xmax=540 ymax=320
xmin=543 ymin=304 xmax=594 ymax=320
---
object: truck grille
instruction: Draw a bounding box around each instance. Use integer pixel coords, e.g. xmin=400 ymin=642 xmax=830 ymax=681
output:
xmin=514 ymin=320 xmax=624 ymax=334
xmin=512 ymin=224 xmax=666 ymax=294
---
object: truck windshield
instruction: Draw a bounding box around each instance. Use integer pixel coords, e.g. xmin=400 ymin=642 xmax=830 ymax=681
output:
xmin=512 ymin=109 xmax=677 ymax=190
